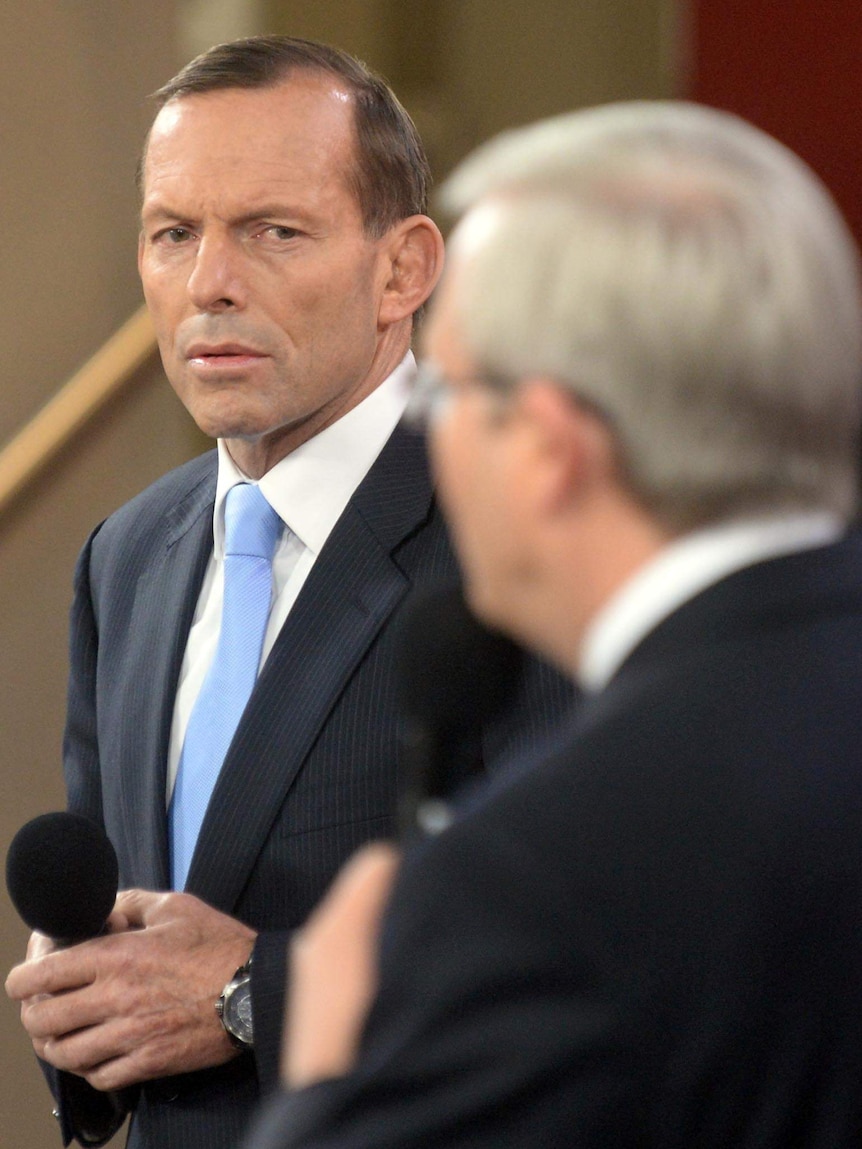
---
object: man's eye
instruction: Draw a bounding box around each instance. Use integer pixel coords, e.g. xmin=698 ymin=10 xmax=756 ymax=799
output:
xmin=265 ymin=226 xmax=299 ymax=241
xmin=155 ymin=227 xmax=193 ymax=244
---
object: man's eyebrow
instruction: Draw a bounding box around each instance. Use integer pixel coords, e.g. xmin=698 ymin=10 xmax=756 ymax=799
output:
xmin=139 ymin=199 xmax=191 ymax=223
xmin=140 ymin=202 xmax=310 ymax=226
xmin=232 ymin=205 xmax=308 ymax=223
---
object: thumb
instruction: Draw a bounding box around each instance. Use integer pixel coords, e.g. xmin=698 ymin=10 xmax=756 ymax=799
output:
xmin=113 ymin=887 xmax=169 ymax=929
xmin=105 ymin=907 xmax=131 ymax=934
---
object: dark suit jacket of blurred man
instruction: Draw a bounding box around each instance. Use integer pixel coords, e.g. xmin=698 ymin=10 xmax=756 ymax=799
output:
xmin=55 ymin=421 xmax=573 ymax=1149
xmin=249 ymin=532 xmax=862 ymax=1148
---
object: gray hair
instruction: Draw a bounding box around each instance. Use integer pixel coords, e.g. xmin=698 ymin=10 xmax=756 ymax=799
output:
xmin=439 ymin=101 xmax=862 ymax=529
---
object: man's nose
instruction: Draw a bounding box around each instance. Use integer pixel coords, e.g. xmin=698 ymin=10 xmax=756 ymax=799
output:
xmin=186 ymin=235 xmax=247 ymax=312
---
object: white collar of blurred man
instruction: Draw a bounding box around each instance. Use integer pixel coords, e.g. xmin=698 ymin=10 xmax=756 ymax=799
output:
xmin=418 ymin=101 xmax=862 ymax=681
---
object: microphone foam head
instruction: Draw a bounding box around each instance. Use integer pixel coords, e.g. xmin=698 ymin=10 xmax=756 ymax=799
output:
xmin=6 ymin=812 xmax=119 ymax=941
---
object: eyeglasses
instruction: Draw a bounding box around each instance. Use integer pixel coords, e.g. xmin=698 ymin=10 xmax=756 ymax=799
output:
xmin=405 ymin=362 xmax=515 ymax=430
xmin=404 ymin=363 xmax=454 ymax=428
xmin=406 ymin=361 xmax=614 ymax=436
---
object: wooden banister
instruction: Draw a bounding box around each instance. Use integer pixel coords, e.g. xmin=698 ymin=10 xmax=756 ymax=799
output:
xmin=0 ymin=306 xmax=157 ymax=517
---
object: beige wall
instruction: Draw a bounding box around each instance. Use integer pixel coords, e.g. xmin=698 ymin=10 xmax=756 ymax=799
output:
xmin=0 ymin=382 xmax=194 ymax=1149
xmin=0 ymin=3 xmax=674 ymax=1145
xmin=267 ymin=0 xmax=679 ymax=185
xmin=1 ymin=3 xmax=174 ymax=438
xmin=0 ymin=5 xmax=192 ymax=1146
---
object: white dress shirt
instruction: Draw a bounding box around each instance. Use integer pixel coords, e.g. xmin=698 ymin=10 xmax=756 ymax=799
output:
xmin=578 ymin=512 xmax=845 ymax=694
xmin=166 ymin=353 xmax=415 ymax=799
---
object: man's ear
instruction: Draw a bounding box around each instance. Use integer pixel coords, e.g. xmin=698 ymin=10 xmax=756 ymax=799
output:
xmin=377 ymin=215 xmax=445 ymax=327
xmin=515 ymin=379 xmax=617 ymax=513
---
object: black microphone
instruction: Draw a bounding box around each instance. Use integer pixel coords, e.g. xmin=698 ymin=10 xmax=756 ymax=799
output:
xmin=6 ymin=811 xmax=118 ymax=945
xmin=394 ymin=583 xmax=523 ymax=836
xmin=6 ymin=812 xmax=139 ymax=1140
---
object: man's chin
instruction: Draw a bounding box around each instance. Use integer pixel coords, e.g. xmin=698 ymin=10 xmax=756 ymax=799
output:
xmin=184 ymin=404 xmax=269 ymax=444
xmin=462 ymin=579 xmax=510 ymax=637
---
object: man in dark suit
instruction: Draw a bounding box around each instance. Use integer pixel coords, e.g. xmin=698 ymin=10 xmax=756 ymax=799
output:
xmin=5 ymin=37 xmax=572 ymax=1149
xmin=243 ymin=102 xmax=862 ymax=1146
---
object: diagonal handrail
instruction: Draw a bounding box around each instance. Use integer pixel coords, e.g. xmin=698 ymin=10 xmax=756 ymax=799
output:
xmin=0 ymin=306 xmax=157 ymax=518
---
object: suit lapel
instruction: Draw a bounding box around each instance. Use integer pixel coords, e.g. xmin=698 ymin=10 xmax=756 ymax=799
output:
xmin=114 ymin=464 xmax=216 ymax=890
xmin=185 ymin=424 xmax=437 ymax=908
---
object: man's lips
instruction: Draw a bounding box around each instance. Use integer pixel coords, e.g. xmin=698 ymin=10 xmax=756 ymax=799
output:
xmin=184 ymin=344 xmax=271 ymax=378
xmin=185 ymin=342 xmax=266 ymax=363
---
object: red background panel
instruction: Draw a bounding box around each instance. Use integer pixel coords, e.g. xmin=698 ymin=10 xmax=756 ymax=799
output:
xmin=690 ymin=1 xmax=862 ymax=243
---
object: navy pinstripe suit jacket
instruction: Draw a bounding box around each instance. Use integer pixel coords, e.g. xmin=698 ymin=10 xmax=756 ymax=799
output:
xmin=247 ymin=533 xmax=862 ymax=1149
xmin=51 ymin=422 xmax=573 ymax=1149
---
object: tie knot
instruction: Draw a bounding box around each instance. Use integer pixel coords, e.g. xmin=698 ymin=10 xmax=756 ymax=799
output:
xmin=224 ymin=483 xmax=281 ymax=560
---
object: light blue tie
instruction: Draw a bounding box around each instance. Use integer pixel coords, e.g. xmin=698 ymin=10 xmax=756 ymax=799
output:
xmin=170 ymin=483 xmax=281 ymax=890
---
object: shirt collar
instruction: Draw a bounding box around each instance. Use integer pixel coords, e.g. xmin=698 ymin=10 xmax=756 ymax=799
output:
xmin=212 ymin=352 xmax=415 ymax=556
xmin=578 ymin=511 xmax=846 ymax=693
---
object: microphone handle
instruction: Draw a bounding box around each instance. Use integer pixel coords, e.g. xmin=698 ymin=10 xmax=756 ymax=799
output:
xmin=52 ymin=920 xmax=141 ymax=1136
xmin=398 ymin=724 xmax=443 ymax=839
xmin=398 ymin=722 xmax=483 ymax=840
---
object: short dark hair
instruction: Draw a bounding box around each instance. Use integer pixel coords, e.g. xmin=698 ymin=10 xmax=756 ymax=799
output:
xmin=145 ymin=35 xmax=430 ymax=237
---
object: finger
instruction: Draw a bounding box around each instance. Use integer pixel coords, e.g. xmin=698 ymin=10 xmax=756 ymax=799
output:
xmin=26 ymin=930 xmax=57 ymax=961
xmin=314 ymin=841 xmax=401 ymax=932
xmin=105 ymin=908 xmax=131 ymax=934
xmin=20 ymin=980 xmax=108 ymax=1041
xmin=113 ymin=888 xmax=163 ymax=928
xmin=6 ymin=936 xmax=103 ymax=1001
xmin=39 ymin=1030 xmax=138 ymax=1094
xmin=6 ymin=955 xmax=68 ymax=1001
xmin=5 ymin=962 xmax=31 ymax=1002
xmin=42 ymin=1016 xmax=126 ymax=1077
xmin=284 ymin=842 xmax=401 ymax=1087
xmin=85 ymin=1056 xmax=139 ymax=1093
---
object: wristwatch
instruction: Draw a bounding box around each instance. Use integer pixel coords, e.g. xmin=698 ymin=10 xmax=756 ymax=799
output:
xmin=216 ymin=958 xmax=254 ymax=1050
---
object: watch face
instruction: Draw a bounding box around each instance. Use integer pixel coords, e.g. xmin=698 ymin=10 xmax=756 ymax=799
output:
xmin=225 ymin=981 xmax=254 ymax=1045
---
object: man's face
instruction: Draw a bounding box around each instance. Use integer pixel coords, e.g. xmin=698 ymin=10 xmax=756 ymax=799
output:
xmin=422 ymin=221 xmax=540 ymax=636
xmin=139 ymin=74 xmax=399 ymax=476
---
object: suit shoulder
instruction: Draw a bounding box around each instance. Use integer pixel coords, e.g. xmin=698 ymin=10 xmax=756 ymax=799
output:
xmin=93 ymin=450 xmax=216 ymax=547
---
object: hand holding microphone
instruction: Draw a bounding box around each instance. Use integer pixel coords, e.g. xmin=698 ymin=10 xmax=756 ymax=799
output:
xmin=5 ymin=812 xmax=136 ymax=1146
xmin=5 ymin=807 xmax=257 ymax=1109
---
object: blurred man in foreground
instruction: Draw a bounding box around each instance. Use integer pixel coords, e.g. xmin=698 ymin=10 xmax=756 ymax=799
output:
xmin=247 ymin=101 xmax=862 ymax=1147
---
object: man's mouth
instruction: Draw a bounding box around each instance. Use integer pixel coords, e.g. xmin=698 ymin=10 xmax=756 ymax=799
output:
xmin=186 ymin=343 xmax=267 ymax=367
